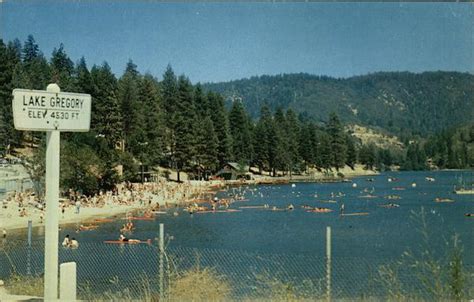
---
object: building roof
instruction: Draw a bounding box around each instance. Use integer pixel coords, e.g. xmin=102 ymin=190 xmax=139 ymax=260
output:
xmin=225 ymin=162 xmax=249 ymax=172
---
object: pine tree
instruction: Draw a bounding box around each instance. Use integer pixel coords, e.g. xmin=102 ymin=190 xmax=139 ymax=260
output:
xmin=360 ymin=143 xmax=377 ymax=170
xmin=229 ymin=100 xmax=253 ymax=164
xmin=22 ymin=35 xmax=39 ymax=63
xmin=139 ymin=74 xmax=165 ymax=165
xmin=160 ymin=65 xmax=179 ymax=167
xmin=253 ymin=105 xmax=274 ymax=175
xmin=208 ymin=91 xmax=232 ymax=167
xmin=195 ymin=116 xmax=219 ymax=179
xmin=118 ymin=59 xmax=144 ymax=156
xmin=273 ymin=108 xmax=290 ymax=174
xmin=253 ymin=120 xmax=269 ymax=174
xmin=345 ymin=135 xmax=357 ymax=169
xmin=90 ymin=62 xmax=122 ymax=150
xmin=161 ymin=65 xmax=179 ymax=126
xmin=285 ymin=109 xmax=300 ymax=176
xmin=298 ymin=122 xmax=313 ymax=172
xmin=319 ymin=132 xmax=332 ymax=172
xmin=19 ymin=35 xmax=50 ymax=90
xmin=174 ymin=75 xmax=196 ymax=181
xmin=74 ymin=57 xmax=93 ymax=94
xmin=0 ymin=111 xmax=8 ymax=155
xmin=50 ymin=43 xmax=74 ymax=90
xmin=194 ymin=84 xmax=209 ymax=119
xmin=327 ymin=112 xmax=347 ymax=170
xmin=0 ymin=39 xmax=21 ymax=149
xmin=312 ymin=128 xmax=324 ymax=168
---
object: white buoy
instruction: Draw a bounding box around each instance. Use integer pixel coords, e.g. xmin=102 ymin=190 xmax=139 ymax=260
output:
xmin=291 ymin=184 xmax=296 ymax=188
xmin=388 ymin=178 xmax=392 ymax=182
xmin=412 ymin=183 xmax=417 ymax=188
xmin=352 ymin=183 xmax=357 ymax=188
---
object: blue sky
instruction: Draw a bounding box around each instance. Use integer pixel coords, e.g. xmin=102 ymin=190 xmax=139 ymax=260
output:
xmin=1 ymin=1 xmax=472 ymax=83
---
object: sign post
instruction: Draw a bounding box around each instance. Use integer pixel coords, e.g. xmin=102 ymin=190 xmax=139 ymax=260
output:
xmin=12 ymin=84 xmax=91 ymax=300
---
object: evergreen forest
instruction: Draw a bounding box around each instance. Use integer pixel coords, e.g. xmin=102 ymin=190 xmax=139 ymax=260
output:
xmin=0 ymin=36 xmax=472 ymax=194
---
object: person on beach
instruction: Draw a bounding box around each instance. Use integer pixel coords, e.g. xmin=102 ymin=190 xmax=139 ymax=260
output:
xmin=39 ymin=211 xmax=44 ymax=223
xmin=75 ymin=200 xmax=81 ymax=214
xmin=69 ymin=237 xmax=79 ymax=248
xmin=2 ymin=229 xmax=6 ymax=239
xmin=62 ymin=234 xmax=70 ymax=247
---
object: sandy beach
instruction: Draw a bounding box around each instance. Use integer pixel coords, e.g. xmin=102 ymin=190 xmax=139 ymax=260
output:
xmin=0 ymin=179 xmax=217 ymax=232
xmin=0 ymin=164 xmax=376 ymax=233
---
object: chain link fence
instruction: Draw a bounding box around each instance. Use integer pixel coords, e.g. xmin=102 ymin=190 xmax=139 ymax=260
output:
xmin=0 ymin=239 xmax=473 ymax=301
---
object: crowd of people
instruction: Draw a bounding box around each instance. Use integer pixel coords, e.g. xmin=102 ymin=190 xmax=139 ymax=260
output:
xmin=0 ymin=178 xmax=219 ymax=231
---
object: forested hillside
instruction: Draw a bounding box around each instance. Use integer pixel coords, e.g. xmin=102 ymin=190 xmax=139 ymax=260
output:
xmin=203 ymin=72 xmax=474 ymax=137
xmin=0 ymin=36 xmax=472 ymax=195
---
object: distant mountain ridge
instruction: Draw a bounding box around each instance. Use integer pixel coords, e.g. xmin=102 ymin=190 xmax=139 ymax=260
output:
xmin=203 ymin=71 xmax=474 ymax=137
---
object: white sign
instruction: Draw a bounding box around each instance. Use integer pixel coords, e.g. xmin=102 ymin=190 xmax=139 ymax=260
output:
xmin=12 ymin=88 xmax=91 ymax=132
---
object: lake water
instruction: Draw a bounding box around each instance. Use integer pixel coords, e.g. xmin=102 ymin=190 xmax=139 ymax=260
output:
xmin=2 ymin=170 xmax=473 ymax=298
xmin=88 ymin=170 xmax=471 ymax=259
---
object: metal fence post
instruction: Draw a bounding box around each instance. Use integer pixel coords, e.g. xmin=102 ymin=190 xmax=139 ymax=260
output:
xmin=326 ymin=226 xmax=332 ymax=302
xmin=159 ymin=223 xmax=164 ymax=301
xmin=27 ymin=220 xmax=32 ymax=275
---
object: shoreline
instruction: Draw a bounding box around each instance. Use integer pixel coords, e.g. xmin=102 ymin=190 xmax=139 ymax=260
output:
xmin=1 ymin=180 xmax=218 ymax=233
xmin=0 ymin=166 xmax=378 ymax=233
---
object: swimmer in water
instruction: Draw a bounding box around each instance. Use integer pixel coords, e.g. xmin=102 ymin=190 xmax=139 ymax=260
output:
xmin=119 ymin=234 xmax=141 ymax=243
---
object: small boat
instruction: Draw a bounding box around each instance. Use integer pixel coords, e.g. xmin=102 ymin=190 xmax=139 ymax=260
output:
xmin=358 ymin=194 xmax=378 ymax=199
xmin=385 ymin=195 xmax=401 ymax=200
xmin=464 ymin=213 xmax=474 ymax=217
xmin=239 ymin=205 xmax=267 ymax=209
xmin=453 ymin=175 xmax=473 ymax=194
xmin=79 ymin=225 xmax=99 ymax=231
xmin=104 ymin=239 xmax=152 ymax=245
xmin=93 ymin=218 xmax=114 ymax=223
xmin=306 ymin=207 xmax=333 ymax=213
xmin=330 ymin=192 xmax=345 ymax=198
xmin=194 ymin=209 xmax=242 ymax=214
xmin=340 ymin=212 xmax=369 ymax=216
xmin=270 ymin=207 xmax=285 ymax=211
xmin=434 ymin=198 xmax=454 ymax=203
xmin=392 ymin=187 xmax=406 ymax=191
xmin=378 ymin=203 xmax=400 ymax=208
xmin=124 ymin=216 xmax=155 ymax=221
xmin=454 ymin=188 xmax=474 ymax=195
xmin=320 ymin=200 xmax=337 ymax=203
xmin=425 ymin=177 xmax=435 ymax=182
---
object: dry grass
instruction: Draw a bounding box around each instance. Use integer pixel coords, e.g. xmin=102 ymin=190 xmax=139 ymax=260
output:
xmin=248 ymin=273 xmax=325 ymax=302
xmin=4 ymin=273 xmax=43 ymax=297
xmin=167 ymin=266 xmax=231 ymax=302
